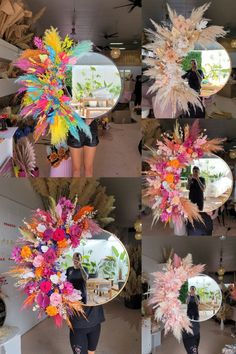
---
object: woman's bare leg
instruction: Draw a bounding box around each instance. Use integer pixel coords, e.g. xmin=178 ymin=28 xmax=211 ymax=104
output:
xmin=88 ymin=351 xmax=95 ymax=354
xmin=84 ymin=146 xmax=97 ymax=177
xmin=69 ymin=147 xmax=83 ymax=177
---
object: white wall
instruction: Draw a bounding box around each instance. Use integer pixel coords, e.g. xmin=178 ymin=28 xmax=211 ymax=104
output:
xmin=0 ymin=180 xmax=44 ymax=335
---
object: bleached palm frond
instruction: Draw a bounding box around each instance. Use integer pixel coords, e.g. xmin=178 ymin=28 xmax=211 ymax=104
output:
xmin=198 ymin=26 xmax=228 ymax=45
xmin=189 ymin=3 xmax=211 ymax=23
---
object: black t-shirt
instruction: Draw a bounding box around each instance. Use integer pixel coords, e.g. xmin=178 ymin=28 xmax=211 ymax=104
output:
xmin=66 ymin=266 xmax=88 ymax=304
xmin=70 ymin=305 xmax=105 ymax=329
xmin=189 ymin=177 xmax=205 ymax=207
xmin=187 ymin=295 xmax=200 ymax=320
xmin=183 ymin=69 xmax=204 ymax=92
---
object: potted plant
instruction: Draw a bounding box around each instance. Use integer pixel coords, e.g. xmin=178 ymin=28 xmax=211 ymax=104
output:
xmin=120 ymin=245 xmax=142 ymax=309
xmin=98 ymin=256 xmax=116 ymax=285
xmin=111 ymin=246 xmax=128 ymax=290
xmin=82 ymin=250 xmax=98 ymax=278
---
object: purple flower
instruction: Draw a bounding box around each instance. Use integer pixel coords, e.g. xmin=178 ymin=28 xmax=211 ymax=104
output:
xmin=11 ymin=247 xmax=22 ymax=262
xmin=43 ymin=229 xmax=53 ymax=241
xmin=36 ymin=293 xmax=50 ymax=309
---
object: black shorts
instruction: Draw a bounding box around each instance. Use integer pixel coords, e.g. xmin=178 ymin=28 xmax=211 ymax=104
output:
xmin=70 ymin=324 xmax=101 ymax=354
xmin=67 ymin=120 xmax=99 ymax=148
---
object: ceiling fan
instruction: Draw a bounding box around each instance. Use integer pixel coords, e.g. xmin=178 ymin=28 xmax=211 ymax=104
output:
xmin=103 ymin=32 xmax=119 ymax=40
xmin=114 ymin=0 xmax=142 ymax=13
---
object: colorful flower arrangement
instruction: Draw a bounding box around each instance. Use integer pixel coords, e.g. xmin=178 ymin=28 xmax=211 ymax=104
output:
xmin=150 ymin=254 xmax=205 ymax=341
xmin=144 ymin=3 xmax=227 ymax=117
xmin=145 ymin=120 xmax=225 ymax=230
xmin=10 ymin=197 xmax=102 ymax=327
xmin=14 ymin=27 xmax=93 ymax=145
xmin=47 ymin=145 xmax=70 ymax=168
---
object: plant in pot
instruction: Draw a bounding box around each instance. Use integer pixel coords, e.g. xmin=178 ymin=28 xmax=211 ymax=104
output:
xmin=0 ymin=275 xmax=8 ymax=327
xmin=120 ymin=245 xmax=142 ymax=309
xmin=111 ymin=246 xmax=128 ymax=290
xmin=98 ymin=256 xmax=116 ymax=285
xmin=82 ymin=250 xmax=98 ymax=278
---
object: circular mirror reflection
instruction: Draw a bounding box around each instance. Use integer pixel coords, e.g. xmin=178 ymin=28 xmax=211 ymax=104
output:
xmin=70 ymin=53 xmax=122 ymax=119
xmin=180 ymin=153 xmax=233 ymax=213
xmin=60 ymin=231 xmax=129 ymax=306
xmin=181 ymin=274 xmax=222 ymax=322
xmin=182 ymin=42 xmax=231 ymax=97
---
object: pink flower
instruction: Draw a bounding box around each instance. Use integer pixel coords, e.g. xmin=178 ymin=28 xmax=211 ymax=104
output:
xmin=43 ymin=268 xmax=54 ymax=277
xmin=50 ymin=293 xmax=62 ymax=306
xmin=36 ymin=293 xmax=50 ymax=309
xmin=44 ymin=248 xmax=57 ymax=264
xmin=40 ymin=280 xmax=52 ymax=294
xmin=33 ymin=255 xmax=44 ymax=268
xmin=173 ymin=254 xmax=182 ymax=268
xmin=53 ymin=229 xmax=66 ymax=241
xmin=11 ymin=247 xmax=22 ymax=263
xmin=63 ymin=281 xmax=74 ymax=295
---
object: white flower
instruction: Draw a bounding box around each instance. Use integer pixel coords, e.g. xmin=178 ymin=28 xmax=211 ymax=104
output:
xmin=41 ymin=246 xmax=49 ymax=253
xmin=50 ymin=274 xmax=59 ymax=284
xmin=21 ymin=272 xmax=35 ymax=279
xmin=196 ymin=20 xmax=208 ymax=31
xmin=37 ymin=224 xmax=46 ymax=233
xmin=60 ymin=272 xmax=67 ymax=282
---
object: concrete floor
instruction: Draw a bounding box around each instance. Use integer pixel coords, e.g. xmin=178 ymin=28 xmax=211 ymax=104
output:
xmin=22 ymin=299 xmax=140 ymax=354
xmin=35 ymin=121 xmax=141 ymax=177
xmin=153 ymin=320 xmax=236 ymax=354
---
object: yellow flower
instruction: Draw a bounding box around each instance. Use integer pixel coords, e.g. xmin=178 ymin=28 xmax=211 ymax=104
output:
xmin=165 ymin=174 xmax=175 ymax=184
xmin=21 ymin=246 xmax=32 ymax=259
xmin=46 ymin=305 xmax=58 ymax=317
xmin=35 ymin=267 xmax=43 ymax=278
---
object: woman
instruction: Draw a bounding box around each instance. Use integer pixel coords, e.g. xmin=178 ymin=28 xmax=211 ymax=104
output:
xmin=67 ymin=118 xmax=99 ymax=177
xmin=66 ymin=253 xmax=105 ymax=354
xmin=186 ymin=286 xmax=200 ymax=321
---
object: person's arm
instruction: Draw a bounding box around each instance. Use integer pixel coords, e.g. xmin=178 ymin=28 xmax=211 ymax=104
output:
xmin=196 ymin=177 xmax=206 ymax=192
xmin=195 ymin=70 xmax=204 ymax=85
xmin=195 ymin=295 xmax=200 ymax=305
xmin=80 ymin=265 xmax=89 ymax=281
xmin=182 ymin=71 xmax=189 ymax=80
xmin=186 ymin=295 xmax=190 ymax=304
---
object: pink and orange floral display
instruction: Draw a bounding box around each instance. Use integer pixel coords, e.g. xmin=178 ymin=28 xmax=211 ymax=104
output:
xmin=10 ymin=197 xmax=102 ymax=327
xmin=150 ymin=254 xmax=205 ymax=341
xmin=145 ymin=120 xmax=224 ymax=229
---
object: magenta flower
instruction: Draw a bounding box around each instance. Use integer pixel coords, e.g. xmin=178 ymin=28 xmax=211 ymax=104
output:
xmin=44 ymin=248 xmax=57 ymax=264
xmin=36 ymin=293 xmax=50 ymax=309
xmin=52 ymin=229 xmax=66 ymax=241
xmin=40 ymin=280 xmax=51 ymax=294
xmin=11 ymin=247 xmax=22 ymax=263
xmin=63 ymin=281 xmax=74 ymax=295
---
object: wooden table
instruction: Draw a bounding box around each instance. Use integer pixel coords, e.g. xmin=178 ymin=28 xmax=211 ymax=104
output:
xmin=86 ymin=278 xmax=112 ymax=299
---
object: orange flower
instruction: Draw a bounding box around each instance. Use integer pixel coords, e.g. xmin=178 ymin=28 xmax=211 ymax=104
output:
xmin=74 ymin=206 xmax=94 ymax=222
xmin=187 ymin=148 xmax=193 ymax=154
xmin=168 ymin=159 xmax=180 ymax=169
xmin=46 ymin=305 xmax=58 ymax=317
xmin=21 ymin=246 xmax=32 ymax=259
xmin=35 ymin=267 xmax=43 ymax=278
xmin=57 ymin=239 xmax=68 ymax=248
xmin=165 ymin=174 xmax=175 ymax=184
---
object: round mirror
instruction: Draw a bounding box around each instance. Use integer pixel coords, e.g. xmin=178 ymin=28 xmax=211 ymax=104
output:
xmin=60 ymin=231 xmax=129 ymax=306
xmin=182 ymin=42 xmax=231 ymax=97
xmin=183 ymin=274 xmax=222 ymax=322
xmin=180 ymin=153 xmax=233 ymax=213
xmin=70 ymin=53 xmax=122 ymax=119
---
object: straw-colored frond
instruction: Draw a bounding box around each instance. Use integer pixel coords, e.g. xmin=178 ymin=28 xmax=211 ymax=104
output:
xmin=198 ymin=26 xmax=228 ymax=45
xmin=30 ymin=178 xmax=49 ymax=197
xmin=180 ymin=198 xmax=203 ymax=225
xmin=189 ymin=3 xmax=210 ymax=23
xmin=202 ymin=138 xmax=225 ymax=153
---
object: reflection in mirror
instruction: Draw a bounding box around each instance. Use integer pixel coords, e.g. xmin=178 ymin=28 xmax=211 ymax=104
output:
xmin=180 ymin=153 xmax=233 ymax=213
xmin=182 ymin=42 xmax=231 ymax=98
xmin=70 ymin=53 xmax=122 ymax=119
xmin=183 ymin=275 xmax=222 ymax=322
xmin=60 ymin=231 xmax=129 ymax=306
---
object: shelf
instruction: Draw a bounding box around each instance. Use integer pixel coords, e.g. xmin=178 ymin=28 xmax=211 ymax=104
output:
xmin=0 ymin=38 xmax=21 ymax=62
xmin=0 ymin=78 xmax=19 ymax=98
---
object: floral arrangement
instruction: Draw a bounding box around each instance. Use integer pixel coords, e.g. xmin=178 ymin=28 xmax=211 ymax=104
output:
xmin=14 ymin=27 xmax=93 ymax=145
xmin=47 ymin=145 xmax=70 ymax=168
xmin=144 ymin=3 xmax=227 ymax=117
xmin=150 ymin=254 xmax=205 ymax=341
xmin=145 ymin=120 xmax=224 ymax=230
xmin=10 ymin=197 xmax=102 ymax=327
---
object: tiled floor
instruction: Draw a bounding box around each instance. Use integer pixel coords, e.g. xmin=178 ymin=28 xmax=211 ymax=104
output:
xmin=22 ymin=299 xmax=140 ymax=354
xmin=35 ymin=121 xmax=141 ymax=177
xmin=153 ymin=319 xmax=236 ymax=354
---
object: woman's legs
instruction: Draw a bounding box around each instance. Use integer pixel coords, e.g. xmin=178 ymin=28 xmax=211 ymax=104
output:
xmin=87 ymin=324 xmax=101 ymax=354
xmin=70 ymin=329 xmax=88 ymax=354
xmin=83 ymin=146 xmax=97 ymax=177
xmin=69 ymin=147 xmax=83 ymax=177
